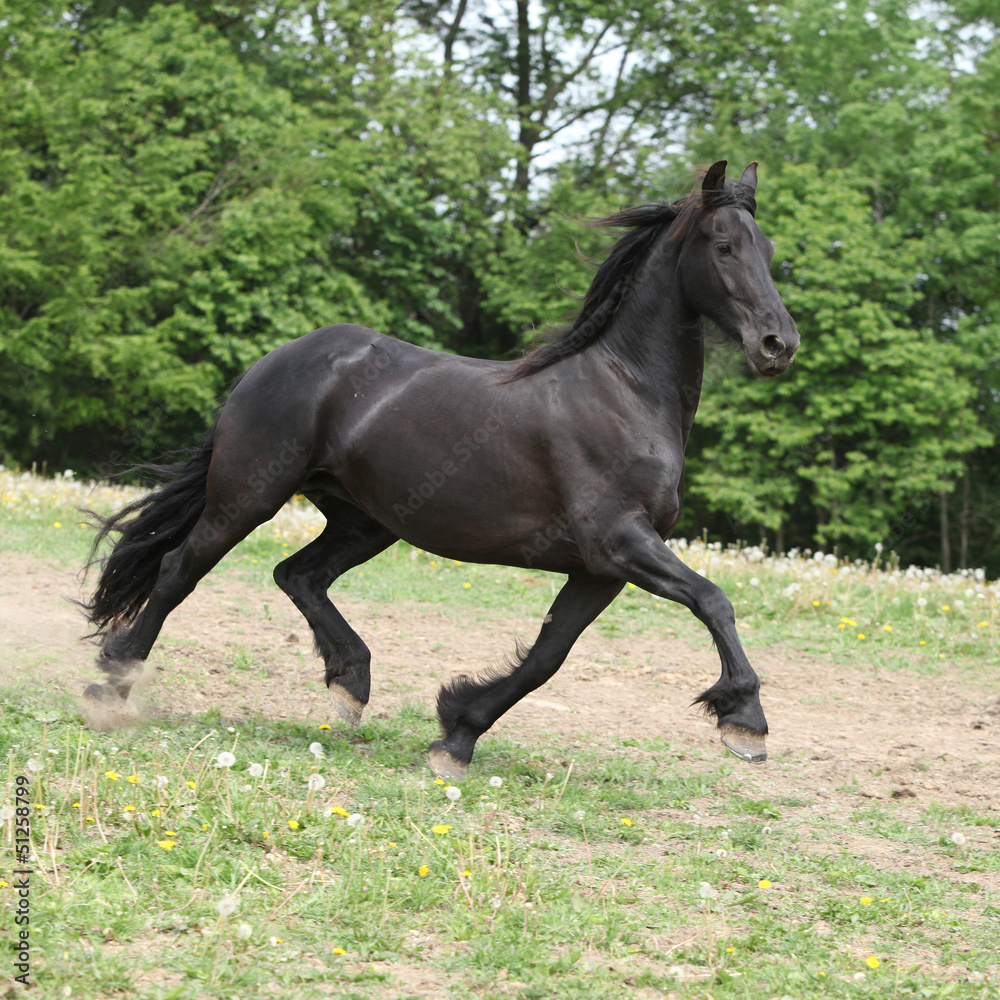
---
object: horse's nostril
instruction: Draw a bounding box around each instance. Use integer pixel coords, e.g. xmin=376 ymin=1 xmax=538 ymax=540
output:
xmin=762 ymin=334 xmax=785 ymax=358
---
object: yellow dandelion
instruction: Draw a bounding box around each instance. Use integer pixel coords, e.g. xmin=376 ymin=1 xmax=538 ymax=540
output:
xmin=0 ymin=880 xmax=8 ymax=888
xmin=883 ymin=625 xmax=893 ymax=632
xmin=333 ymin=947 xmax=346 ymax=955
xmin=72 ymin=802 xmax=81 ymax=809
xmin=866 ymin=956 xmax=880 ymax=969
xmin=941 ymin=605 xmax=950 ymax=611
xmin=837 ymin=623 xmax=846 ymax=629
xmin=53 ymin=521 xmax=62 ymax=528
xmin=860 ymin=896 xmax=873 ymax=905
xmin=187 ymin=781 xmax=196 ymax=790
xmin=817 ymin=971 xmax=826 ymax=977
xmin=288 ymin=819 xmax=300 ymax=830
xmin=151 ymin=809 xmax=160 ymax=816
xmin=977 ymin=621 xmax=989 ymax=628
xmin=726 ymin=947 xmax=736 ymax=953
xmin=620 ymin=817 xmax=634 ymax=826
xmin=105 ymin=771 xmax=120 ymax=781
xmin=157 ymin=840 xmax=175 ymax=850
xmin=857 ymin=633 xmax=866 ymax=640
xmin=434 ymin=778 xmax=445 ymax=786
xmin=919 ymin=640 xmax=927 ymax=645
xmin=389 ymin=842 xmax=397 ymax=848
xmin=263 ymin=831 xmax=270 ymax=838
xmin=331 ymin=806 xmax=349 ymax=817
xmin=432 ymin=824 xmax=452 ymax=834
xmin=462 ymin=869 xmax=472 ymax=877
xmin=758 ymin=879 xmax=772 ymax=889
xmin=418 ymin=865 xmax=430 ymax=877
xmin=463 ymin=582 xmax=471 ymax=589
xmin=202 ymin=823 xmax=208 ymax=831
xmin=123 ymin=805 xmax=136 ymax=813
xmin=812 ymin=600 xmax=820 ymax=607
xmin=319 ymin=724 xmax=332 ymax=730
xmin=86 ymin=816 xmax=95 ymax=823
xmin=164 ymin=830 xmax=176 ymax=836
xmin=126 ymin=774 xmax=140 ymax=784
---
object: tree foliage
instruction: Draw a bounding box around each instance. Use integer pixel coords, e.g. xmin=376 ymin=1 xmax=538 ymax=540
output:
xmin=0 ymin=0 xmax=997 ymax=571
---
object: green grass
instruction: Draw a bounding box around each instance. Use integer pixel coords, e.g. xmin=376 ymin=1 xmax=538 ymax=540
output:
xmin=2 ymin=693 xmax=999 ymax=999
xmin=3 ymin=471 xmax=1000 ymax=997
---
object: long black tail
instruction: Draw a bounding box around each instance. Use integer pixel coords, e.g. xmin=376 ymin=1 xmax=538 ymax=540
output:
xmin=83 ymin=428 xmax=216 ymax=636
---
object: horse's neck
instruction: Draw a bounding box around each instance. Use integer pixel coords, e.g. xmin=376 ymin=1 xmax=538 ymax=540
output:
xmin=594 ymin=274 xmax=706 ymax=437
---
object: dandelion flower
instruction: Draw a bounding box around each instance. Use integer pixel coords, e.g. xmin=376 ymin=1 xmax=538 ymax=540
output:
xmin=217 ymin=896 xmax=238 ymax=917
xmin=307 ymin=774 xmax=326 ymax=791
xmin=126 ymin=774 xmax=140 ymax=784
xmin=333 ymin=947 xmax=346 ymax=955
xmin=319 ymin=724 xmax=331 ymax=730
xmin=950 ymin=832 xmax=966 ymax=846
xmin=105 ymin=770 xmax=120 ymax=781
xmin=165 ymin=830 xmax=177 ymax=836
xmin=434 ymin=778 xmax=445 ymax=785
xmin=123 ymin=805 xmax=136 ymax=813
xmin=157 ymin=840 xmax=176 ymax=850
xmin=249 ymin=763 xmax=264 ymax=777
xmin=620 ymin=817 xmax=634 ymax=826
xmin=72 ymin=802 xmax=81 ymax=809
xmin=866 ymin=956 xmax=880 ymax=969
xmin=236 ymin=922 xmax=252 ymax=940
xmin=883 ymin=625 xmax=892 ymax=632
xmin=216 ymin=751 xmax=236 ymax=768
xmin=418 ymin=865 xmax=430 ymax=877
xmin=432 ymin=824 xmax=452 ymax=834
xmin=941 ymin=604 xmax=950 ymax=611
xmin=309 ymin=742 xmax=324 ymax=758
xmin=445 ymin=786 xmax=462 ymax=802
xmin=489 ymin=776 xmax=503 ymax=788
xmin=187 ymin=781 xmax=197 ymax=790
xmin=698 ymin=882 xmax=718 ymax=900
xmin=857 ymin=633 xmax=866 ymax=640
xmin=331 ymin=806 xmax=350 ymax=817
xmin=462 ymin=869 xmax=472 ymax=877
xmin=758 ymin=879 xmax=772 ymax=889
xmin=288 ymin=819 xmax=300 ymax=830
xmin=860 ymin=896 xmax=873 ymax=905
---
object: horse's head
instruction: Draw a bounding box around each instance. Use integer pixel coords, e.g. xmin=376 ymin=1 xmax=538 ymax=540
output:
xmin=677 ymin=161 xmax=799 ymax=377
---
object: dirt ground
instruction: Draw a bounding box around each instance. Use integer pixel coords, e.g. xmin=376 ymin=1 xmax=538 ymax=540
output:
xmin=3 ymin=551 xmax=999 ymax=845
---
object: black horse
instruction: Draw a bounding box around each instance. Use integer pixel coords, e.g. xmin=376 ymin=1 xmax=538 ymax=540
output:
xmin=83 ymin=160 xmax=799 ymax=778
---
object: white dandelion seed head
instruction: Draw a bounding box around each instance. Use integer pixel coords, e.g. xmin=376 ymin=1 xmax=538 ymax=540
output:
xmin=763 ymin=825 xmax=772 ymax=835
xmin=217 ymin=895 xmax=238 ymax=917
xmin=574 ymin=810 xmax=585 ymax=821
xmin=346 ymin=813 xmax=363 ymax=828
xmin=489 ymin=776 xmax=503 ymax=788
xmin=26 ymin=758 xmax=41 ymax=772
xmin=698 ymin=882 xmax=719 ymax=900
xmin=749 ymin=577 xmax=760 ymax=587
xmin=309 ymin=742 xmax=324 ymax=758
xmin=445 ymin=786 xmax=462 ymax=802
xmin=0 ymin=806 xmax=15 ymax=821
xmin=950 ymin=831 xmax=966 ymax=845
xmin=716 ymin=849 xmax=728 ymax=858
xmin=216 ymin=751 xmax=236 ymax=768
xmin=236 ymin=922 xmax=252 ymax=940
xmin=248 ymin=763 xmax=264 ymax=778
xmin=155 ymin=775 xmax=169 ymax=788
xmin=917 ymin=597 xmax=927 ymax=607
xmin=307 ymin=774 xmax=326 ymax=791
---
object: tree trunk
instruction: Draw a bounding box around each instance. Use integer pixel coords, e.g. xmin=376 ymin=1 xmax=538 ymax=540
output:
xmin=940 ymin=491 xmax=951 ymax=574
xmin=959 ymin=468 xmax=970 ymax=570
xmin=514 ymin=0 xmax=538 ymax=194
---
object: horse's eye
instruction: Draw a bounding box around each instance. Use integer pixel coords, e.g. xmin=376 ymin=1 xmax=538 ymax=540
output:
xmin=716 ymin=243 xmax=732 ymax=255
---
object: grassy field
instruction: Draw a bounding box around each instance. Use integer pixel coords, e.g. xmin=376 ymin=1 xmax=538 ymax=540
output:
xmin=2 ymin=469 xmax=999 ymax=999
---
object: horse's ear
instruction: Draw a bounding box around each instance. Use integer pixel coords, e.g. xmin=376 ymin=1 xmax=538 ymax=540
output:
xmin=702 ymin=160 xmax=727 ymax=191
xmin=738 ymin=161 xmax=758 ymax=194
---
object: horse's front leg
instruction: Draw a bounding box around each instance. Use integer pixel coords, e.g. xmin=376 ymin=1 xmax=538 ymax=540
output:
xmin=588 ymin=512 xmax=768 ymax=762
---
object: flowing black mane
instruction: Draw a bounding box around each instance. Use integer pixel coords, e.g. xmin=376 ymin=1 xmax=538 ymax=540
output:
xmin=500 ymin=180 xmax=757 ymax=382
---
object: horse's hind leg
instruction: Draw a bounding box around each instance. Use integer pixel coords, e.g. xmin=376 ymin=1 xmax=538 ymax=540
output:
xmin=272 ymin=497 xmax=397 ymax=725
xmin=429 ymin=572 xmax=625 ymax=780
xmin=87 ymin=499 xmax=281 ymax=707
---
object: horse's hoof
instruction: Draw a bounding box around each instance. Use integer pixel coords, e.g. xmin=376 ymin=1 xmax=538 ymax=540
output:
xmin=328 ymin=684 xmax=365 ymax=727
xmin=84 ymin=683 xmax=124 ymax=704
xmin=719 ymin=725 xmax=767 ymax=763
xmin=428 ymin=743 xmax=469 ymax=782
